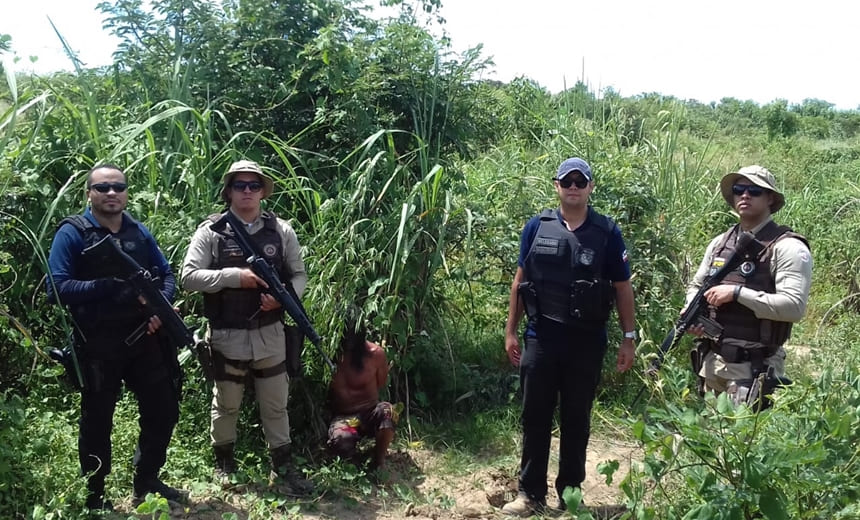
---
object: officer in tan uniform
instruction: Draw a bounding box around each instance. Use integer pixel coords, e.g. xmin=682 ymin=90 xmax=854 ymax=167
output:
xmin=181 ymin=160 xmax=312 ymax=494
xmin=686 ymin=165 xmax=812 ymax=397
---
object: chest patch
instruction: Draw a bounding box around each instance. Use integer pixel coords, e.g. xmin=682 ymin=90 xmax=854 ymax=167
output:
xmin=262 ymin=243 xmax=278 ymax=258
xmin=534 ymin=237 xmax=560 ymax=255
xmin=709 ymin=256 xmax=726 ymax=277
xmin=578 ymin=247 xmax=595 ymax=266
xmin=224 ymin=239 xmax=244 ymax=258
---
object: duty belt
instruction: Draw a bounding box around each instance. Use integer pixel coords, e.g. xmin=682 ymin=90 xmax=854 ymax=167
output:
xmin=712 ymin=342 xmax=778 ymax=365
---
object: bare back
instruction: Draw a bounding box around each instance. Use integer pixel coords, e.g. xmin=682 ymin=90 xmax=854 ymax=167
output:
xmin=330 ymin=341 xmax=388 ymax=415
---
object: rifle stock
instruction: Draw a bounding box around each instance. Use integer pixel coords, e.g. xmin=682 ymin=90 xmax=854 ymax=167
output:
xmin=210 ymin=212 xmax=335 ymax=372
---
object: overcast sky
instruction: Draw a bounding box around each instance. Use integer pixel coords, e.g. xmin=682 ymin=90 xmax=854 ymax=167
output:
xmin=4 ymin=0 xmax=859 ymax=109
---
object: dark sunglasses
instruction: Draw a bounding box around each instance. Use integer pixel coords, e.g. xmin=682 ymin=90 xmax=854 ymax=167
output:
xmin=88 ymin=182 xmax=128 ymax=193
xmin=557 ymin=175 xmax=589 ymax=189
xmin=230 ymin=181 xmax=264 ymax=192
xmin=731 ymin=184 xmax=765 ymax=197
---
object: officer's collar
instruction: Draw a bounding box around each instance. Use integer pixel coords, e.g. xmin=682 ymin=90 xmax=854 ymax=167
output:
xmin=742 ymin=216 xmax=773 ymax=235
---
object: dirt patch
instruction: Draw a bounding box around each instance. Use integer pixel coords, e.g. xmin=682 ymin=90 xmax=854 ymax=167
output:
xmin=110 ymin=435 xmax=639 ymax=519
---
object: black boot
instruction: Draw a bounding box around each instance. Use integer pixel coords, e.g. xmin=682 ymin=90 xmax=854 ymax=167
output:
xmin=214 ymin=443 xmax=237 ymax=486
xmin=133 ymin=473 xmax=182 ymax=502
xmin=269 ymin=445 xmax=314 ymax=496
xmin=85 ymin=476 xmax=114 ymax=511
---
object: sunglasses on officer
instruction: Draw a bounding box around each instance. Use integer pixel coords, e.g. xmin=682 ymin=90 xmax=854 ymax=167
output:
xmin=557 ymin=174 xmax=589 ymax=189
xmin=88 ymin=182 xmax=128 ymax=193
xmin=230 ymin=180 xmax=264 ymax=192
xmin=731 ymin=183 xmax=766 ymax=197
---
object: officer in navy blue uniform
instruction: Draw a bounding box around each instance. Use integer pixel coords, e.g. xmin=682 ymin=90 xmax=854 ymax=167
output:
xmin=47 ymin=164 xmax=182 ymax=511
xmin=502 ymin=158 xmax=636 ymax=516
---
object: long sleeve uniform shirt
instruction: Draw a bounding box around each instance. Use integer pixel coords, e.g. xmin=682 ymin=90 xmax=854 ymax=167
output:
xmin=180 ymin=210 xmax=307 ymax=361
xmin=47 ymin=208 xmax=176 ymax=305
xmin=686 ymin=218 xmax=813 ymax=347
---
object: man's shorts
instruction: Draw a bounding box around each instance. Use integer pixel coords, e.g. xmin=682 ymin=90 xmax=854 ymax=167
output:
xmin=327 ymin=401 xmax=397 ymax=451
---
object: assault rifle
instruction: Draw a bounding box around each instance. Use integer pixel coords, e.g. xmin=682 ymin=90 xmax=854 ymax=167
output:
xmin=82 ymin=236 xmax=194 ymax=350
xmin=210 ymin=211 xmax=335 ymax=372
xmin=632 ymin=231 xmax=762 ymax=406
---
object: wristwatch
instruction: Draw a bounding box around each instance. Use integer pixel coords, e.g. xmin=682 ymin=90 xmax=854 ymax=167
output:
xmin=623 ymin=331 xmax=637 ymax=340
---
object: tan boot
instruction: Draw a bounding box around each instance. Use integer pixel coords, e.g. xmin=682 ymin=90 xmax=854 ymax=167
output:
xmin=501 ymin=493 xmax=545 ymax=517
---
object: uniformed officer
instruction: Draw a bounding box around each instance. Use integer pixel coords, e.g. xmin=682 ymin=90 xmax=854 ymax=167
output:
xmin=180 ymin=160 xmax=313 ymax=494
xmin=47 ymin=164 xmax=182 ymax=510
xmin=686 ymin=165 xmax=812 ymax=397
xmin=502 ymin=157 xmax=636 ymax=516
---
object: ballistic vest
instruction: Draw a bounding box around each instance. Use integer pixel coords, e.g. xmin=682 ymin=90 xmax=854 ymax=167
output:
xmin=523 ymin=207 xmax=616 ymax=327
xmin=59 ymin=213 xmax=153 ymax=337
xmin=710 ymin=221 xmax=808 ymax=347
xmin=203 ymin=211 xmax=288 ymax=329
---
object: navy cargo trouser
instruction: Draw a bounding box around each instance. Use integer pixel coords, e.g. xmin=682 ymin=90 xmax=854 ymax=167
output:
xmin=518 ymin=323 xmax=607 ymax=502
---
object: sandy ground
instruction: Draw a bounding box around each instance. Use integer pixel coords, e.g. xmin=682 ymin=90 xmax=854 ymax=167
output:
xmin=109 ymin=433 xmax=639 ymax=519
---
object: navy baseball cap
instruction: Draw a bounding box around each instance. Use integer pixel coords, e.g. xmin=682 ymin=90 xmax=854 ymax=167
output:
xmin=555 ymin=157 xmax=593 ymax=181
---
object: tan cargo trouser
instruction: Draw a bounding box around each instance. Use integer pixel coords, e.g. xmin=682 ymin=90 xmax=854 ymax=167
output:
xmin=210 ymin=351 xmax=291 ymax=449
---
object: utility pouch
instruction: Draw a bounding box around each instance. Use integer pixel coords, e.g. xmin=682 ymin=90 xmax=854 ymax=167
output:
xmin=570 ymin=279 xmax=615 ymax=322
xmin=517 ymin=281 xmax=540 ymax=319
xmin=285 ymin=325 xmax=305 ymax=378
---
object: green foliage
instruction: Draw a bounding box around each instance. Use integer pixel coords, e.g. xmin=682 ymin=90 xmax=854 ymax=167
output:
xmin=623 ymin=349 xmax=860 ymax=519
xmin=134 ymin=493 xmax=172 ymax=519
xmin=1 ymin=0 xmax=860 ymax=517
xmin=764 ymin=99 xmax=799 ymax=140
xmin=0 ymin=389 xmax=85 ymax=519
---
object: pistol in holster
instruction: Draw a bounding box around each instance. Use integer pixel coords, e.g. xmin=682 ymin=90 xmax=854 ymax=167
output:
xmin=517 ymin=281 xmax=539 ymax=319
xmin=748 ymin=365 xmax=793 ymax=412
xmin=193 ymin=332 xmax=215 ymax=383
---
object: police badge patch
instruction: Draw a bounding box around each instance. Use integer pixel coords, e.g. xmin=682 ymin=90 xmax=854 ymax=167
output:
xmin=578 ymin=248 xmax=595 ymax=266
xmin=263 ymin=243 xmax=278 ymax=257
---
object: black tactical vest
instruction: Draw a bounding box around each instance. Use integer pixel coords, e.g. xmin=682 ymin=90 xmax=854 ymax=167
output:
xmin=523 ymin=207 xmax=616 ymax=327
xmin=203 ymin=211 xmax=289 ymax=329
xmin=710 ymin=221 xmax=809 ymax=347
xmin=59 ymin=213 xmax=153 ymax=339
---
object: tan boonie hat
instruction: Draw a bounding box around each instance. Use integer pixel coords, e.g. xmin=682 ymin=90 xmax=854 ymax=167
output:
xmin=219 ymin=160 xmax=275 ymax=202
xmin=719 ymin=165 xmax=785 ymax=213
